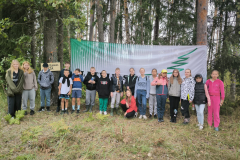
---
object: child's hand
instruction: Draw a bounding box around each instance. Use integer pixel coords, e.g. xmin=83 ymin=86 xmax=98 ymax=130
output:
xmin=192 ymin=104 xmax=195 ymax=107
xmin=157 ymin=82 xmax=161 ymax=85
xmin=58 ymin=91 xmax=60 ymax=95
xmin=189 ymin=100 xmax=192 ymax=103
xmin=124 ymin=112 xmax=127 ymax=116
xmin=220 ymin=100 xmax=224 ymax=106
xmin=208 ymin=101 xmax=211 ymax=106
xmin=88 ymin=80 xmax=92 ymax=83
xmin=92 ymin=81 xmax=95 ymax=84
xmin=68 ymin=92 xmax=71 ymax=95
xmin=111 ymin=92 xmax=113 ymax=97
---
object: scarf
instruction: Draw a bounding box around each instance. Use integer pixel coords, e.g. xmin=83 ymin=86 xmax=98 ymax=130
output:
xmin=62 ymin=76 xmax=70 ymax=87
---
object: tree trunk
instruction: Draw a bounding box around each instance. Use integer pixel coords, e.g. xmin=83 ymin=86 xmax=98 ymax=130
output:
xmin=86 ymin=1 xmax=89 ymax=40
xmin=89 ymin=0 xmax=95 ymax=41
xmin=196 ymin=0 xmax=208 ymax=45
xmin=153 ymin=0 xmax=160 ymax=45
xmin=140 ymin=0 xmax=143 ymax=45
xmin=67 ymin=25 xmax=71 ymax=61
xmin=58 ymin=9 xmax=64 ymax=70
xmin=124 ymin=0 xmax=130 ymax=44
xmin=30 ymin=9 xmax=36 ymax=69
xmin=109 ymin=0 xmax=116 ymax=43
xmin=97 ymin=0 xmax=104 ymax=42
xmin=44 ymin=11 xmax=58 ymax=106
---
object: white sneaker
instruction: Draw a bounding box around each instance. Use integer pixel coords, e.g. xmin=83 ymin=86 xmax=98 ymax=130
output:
xmin=139 ymin=115 xmax=143 ymax=119
xmin=100 ymin=111 xmax=103 ymax=114
xmin=104 ymin=111 xmax=107 ymax=115
xmin=199 ymin=125 xmax=203 ymax=130
xmin=143 ymin=115 xmax=147 ymax=120
xmin=196 ymin=123 xmax=200 ymax=127
xmin=134 ymin=112 xmax=138 ymax=118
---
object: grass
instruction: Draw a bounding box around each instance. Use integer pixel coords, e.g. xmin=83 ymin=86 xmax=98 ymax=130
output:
xmin=0 ymin=91 xmax=240 ymax=160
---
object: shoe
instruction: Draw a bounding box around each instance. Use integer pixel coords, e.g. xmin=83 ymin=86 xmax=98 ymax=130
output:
xmin=161 ymin=118 xmax=164 ymax=122
xmin=38 ymin=107 xmax=45 ymax=112
xmin=61 ymin=110 xmax=64 ymax=115
xmin=77 ymin=110 xmax=80 ymax=114
xmin=173 ymin=117 xmax=176 ymax=123
xmin=110 ymin=108 xmax=114 ymax=116
xmin=214 ymin=127 xmax=219 ymax=131
xmin=89 ymin=105 xmax=93 ymax=112
xmin=104 ymin=111 xmax=107 ymax=115
xmin=24 ymin=111 xmax=28 ymax=115
xmin=154 ymin=114 xmax=157 ymax=119
xmin=134 ymin=112 xmax=138 ymax=118
xmin=170 ymin=118 xmax=173 ymax=122
xmin=46 ymin=107 xmax=50 ymax=112
xmin=196 ymin=123 xmax=200 ymax=127
xmin=148 ymin=114 xmax=152 ymax=118
xmin=139 ymin=115 xmax=143 ymax=119
xmin=199 ymin=125 xmax=203 ymax=130
xmin=56 ymin=106 xmax=60 ymax=113
xmin=183 ymin=118 xmax=189 ymax=124
xmin=158 ymin=118 xmax=163 ymax=122
xmin=84 ymin=105 xmax=90 ymax=112
xmin=71 ymin=110 xmax=75 ymax=114
xmin=65 ymin=110 xmax=69 ymax=114
xmin=100 ymin=111 xmax=103 ymax=114
xmin=143 ymin=115 xmax=148 ymax=120
xmin=115 ymin=108 xmax=119 ymax=115
xmin=30 ymin=110 xmax=35 ymax=115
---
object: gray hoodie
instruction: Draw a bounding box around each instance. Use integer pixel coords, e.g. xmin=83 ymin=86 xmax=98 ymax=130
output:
xmin=149 ymin=76 xmax=157 ymax=94
xmin=37 ymin=69 xmax=54 ymax=89
xmin=168 ymin=77 xmax=181 ymax=97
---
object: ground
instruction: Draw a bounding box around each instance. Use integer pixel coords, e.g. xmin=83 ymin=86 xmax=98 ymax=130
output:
xmin=0 ymin=92 xmax=240 ymax=160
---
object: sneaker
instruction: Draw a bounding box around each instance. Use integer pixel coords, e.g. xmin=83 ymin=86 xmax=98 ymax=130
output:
xmin=134 ymin=112 xmax=138 ymax=118
xmin=139 ymin=115 xmax=143 ymax=119
xmin=30 ymin=110 xmax=35 ymax=115
xmin=148 ymin=114 xmax=152 ymax=118
xmin=214 ymin=127 xmax=219 ymax=131
xmin=170 ymin=118 xmax=173 ymax=122
xmin=199 ymin=125 xmax=203 ymax=130
xmin=65 ymin=110 xmax=69 ymax=115
xmin=161 ymin=118 xmax=164 ymax=122
xmin=104 ymin=111 xmax=107 ymax=115
xmin=143 ymin=115 xmax=148 ymax=120
xmin=196 ymin=123 xmax=200 ymax=127
xmin=100 ymin=111 xmax=103 ymax=114
xmin=46 ymin=107 xmax=50 ymax=112
xmin=192 ymin=107 xmax=195 ymax=110
xmin=24 ymin=111 xmax=28 ymax=115
xmin=183 ymin=118 xmax=189 ymax=124
xmin=61 ymin=110 xmax=64 ymax=115
xmin=77 ymin=110 xmax=80 ymax=114
xmin=158 ymin=118 xmax=163 ymax=122
xmin=38 ymin=107 xmax=45 ymax=112
xmin=71 ymin=110 xmax=75 ymax=114
xmin=154 ymin=114 xmax=157 ymax=119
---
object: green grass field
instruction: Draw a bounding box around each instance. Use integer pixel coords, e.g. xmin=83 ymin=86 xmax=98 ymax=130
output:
xmin=0 ymin=91 xmax=240 ymax=160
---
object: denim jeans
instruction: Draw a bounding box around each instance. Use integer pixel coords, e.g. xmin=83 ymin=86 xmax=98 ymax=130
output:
xmin=156 ymin=94 xmax=167 ymax=119
xmin=137 ymin=90 xmax=147 ymax=115
xmin=40 ymin=88 xmax=51 ymax=107
xmin=195 ymin=104 xmax=205 ymax=125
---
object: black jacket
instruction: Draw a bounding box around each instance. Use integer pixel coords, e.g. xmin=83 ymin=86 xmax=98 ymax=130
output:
xmin=193 ymin=82 xmax=207 ymax=104
xmin=125 ymin=74 xmax=137 ymax=95
xmin=96 ymin=76 xmax=111 ymax=98
xmin=110 ymin=74 xmax=123 ymax=92
xmin=83 ymin=72 xmax=99 ymax=90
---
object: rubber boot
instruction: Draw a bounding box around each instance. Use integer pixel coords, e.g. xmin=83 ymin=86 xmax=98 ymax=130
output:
xmin=115 ymin=108 xmax=119 ymax=115
xmin=89 ymin=105 xmax=93 ymax=112
xmin=110 ymin=108 xmax=114 ymax=116
xmin=84 ymin=105 xmax=90 ymax=112
xmin=173 ymin=117 xmax=177 ymax=123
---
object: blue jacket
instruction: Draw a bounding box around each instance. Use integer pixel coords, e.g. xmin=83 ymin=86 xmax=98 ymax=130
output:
xmin=156 ymin=85 xmax=168 ymax=95
xmin=72 ymin=73 xmax=84 ymax=89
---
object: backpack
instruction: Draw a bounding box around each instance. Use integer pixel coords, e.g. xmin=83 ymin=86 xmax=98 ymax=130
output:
xmin=137 ymin=76 xmax=148 ymax=82
xmin=127 ymin=75 xmax=137 ymax=83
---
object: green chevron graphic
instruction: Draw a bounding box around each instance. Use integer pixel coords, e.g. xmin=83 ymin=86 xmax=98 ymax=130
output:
xmin=167 ymin=48 xmax=197 ymax=74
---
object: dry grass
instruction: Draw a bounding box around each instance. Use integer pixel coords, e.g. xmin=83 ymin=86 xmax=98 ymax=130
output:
xmin=0 ymin=91 xmax=240 ymax=160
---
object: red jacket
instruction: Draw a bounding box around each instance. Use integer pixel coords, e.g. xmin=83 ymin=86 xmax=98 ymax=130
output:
xmin=121 ymin=96 xmax=138 ymax=113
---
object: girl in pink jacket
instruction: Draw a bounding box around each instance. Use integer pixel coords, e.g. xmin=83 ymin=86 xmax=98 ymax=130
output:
xmin=205 ymin=70 xmax=225 ymax=131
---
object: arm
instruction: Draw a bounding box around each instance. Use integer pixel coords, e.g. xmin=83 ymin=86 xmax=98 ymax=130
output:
xmin=204 ymin=84 xmax=211 ymax=106
xmin=220 ymin=80 xmax=225 ymax=106
xmin=68 ymin=79 xmax=73 ymax=95
xmin=58 ymin=83 xmax=62 ymax=95
xmin=189 ymin=78 xmax=195 ymax=102
xmin=125 ymin=77 xmax=129 ymax=87
xmin=134 ymin=81 xmax=138 ymax=98
xmin=37 ymin=72 xmax=41 ymax=84
xmin=83 ymin=76 xmax=89 ymax=85
xmin=146 ymin=78 xmax=150 ymax=99
xmin=33 ymin=71 xmax=38 ymax=90
xmin=50 ymin=72 xmax=54 ymax=84
xmin=129 ymin=76 xmax=137 ymax=89
xmin=126 ymin=98 xmax=136 ymax=113
xmin=151 ymin=77 xmax=159 ymax=86
xmin=80 ymin=75 xmax=84 ymax=82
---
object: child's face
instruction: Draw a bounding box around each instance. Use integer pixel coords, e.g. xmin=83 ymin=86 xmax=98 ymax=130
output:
xmin=211 ymin=71 xmax=218 ymax=79
xmin=64 ymin=71 xmax=70 ymax=77
xmin=140 ymin=69 xmax=145 ymax=75
xmin=115 ymin=69 xmax=120 ymax=75
xmin=130 ymin=69 xmax=135 ymax=75
xmin=13 ymin=62 xmax=19 ymax=70
xmin=173 ymin=70 xmax=178 ymax=77
xmin=152 ymin=70 xmax=157 ymax=76
xmin=75 ymin=70 xmax=80 ymax=75
xmin=126 ymin=91 xmax=131 ymax=97
xmin=65 ymin=63 xmax=70 ymax=69
xmin=185 ymin=70 xmax=191 ymax=77
xmin=43 ymin=67 xmax=48 ymax=71
xmin=196 ymin=77 xmax=202 ymax=82
xmin=23 ymin=63 xmax=29 ymax=70
xmin=90 ymin=68 xmax=95 ymax=75
xmin=162 ymin=72 xmax=167 ymax=77
xmin=102 ymin=71 xmax=107 ymax=78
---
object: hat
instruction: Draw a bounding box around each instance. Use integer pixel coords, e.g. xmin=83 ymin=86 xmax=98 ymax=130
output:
xmin=161 ymin=69 xmax=167 ymax=73
xmin=195 ymin=74 xmax=202 ymax=79
xmin=43 ymin=63 xmax=48 ymax=68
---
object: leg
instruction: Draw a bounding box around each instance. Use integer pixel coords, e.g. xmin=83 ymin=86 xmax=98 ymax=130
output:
xmin=8 ymin=96 xmax=16 ymax=117
xmin=141 ymin=91 xmax=147 ymax=115
xmin=85 ymin=90 xmax=91 ymax=106
xmin=156 ymin=95 xmax=161 ymax=119
xmin=199 ymin=104 xmax=205 ymax=125
xmin=103 ymin=98 xmax=108 ymax=112
xmin=65 ymin=99 xmax=69 ymax=109
xmin=77 ymin=98 xmax=81 ymax=106
xmin=15 ymin=94 xmax=22 ymax=112
xmin=207 ymin=97 xmax=213 ymax=126
xmin=40 ymin=89 xmax=46 ymax=107
xmin=121 ymin=103 xmax=128 ymax=112
xmin=137 ymin=90 xmax=142 ymax=115
xmin=213 ymin=97 xmax=221 ymax=128
xmin=149 ymin=94 xmax=154 ymax=115
xmin=169 ymin=96 xmax=174 ymax=118
xmin=99 ymin=98 xmax=104 ymax=111
xmin=161 ymin=95 xmax=167 ymax=118
xmin=29 ymin=89 xmax=36 ymax=111
xmin=45 ymin=88 xmax=51 ymax=107
xmin=90 ymin=90 xmax=96 ymax=107
xmin=126 ymin=111 xmax=136 ymax=118
xmin=173 ymin=97 xmax=180 ymax=117
xmin=195 ymin=104 xmax=201 ymax=124
xmin=115 ymin=92 xmax=121 ymax=108
xmin=158 ymin=95 xmax=164 ymax=119
xmin=72 ymin=98 xmax=76 ymax=110
xmin=153 ymin=95 xmax=157 ymax=115
xmin=61 ymin=98 xmax=65 ymax=110
xmin=183 ymin=100 xmax=190 ymax=118
xmin=22 ymin=90 xmax=28 ymax=110
xmin=111 ymin=92 xmax=117 ymax=108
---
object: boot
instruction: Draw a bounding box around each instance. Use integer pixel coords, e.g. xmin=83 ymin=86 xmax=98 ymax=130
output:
xmin=115 ymin=108 xmax=119 ymax=115
xmin=89 ymin=105 xmax=93 ymax=112
xmin=56 ymin=106 xmax=60 ymax=113
xmin=173 ymin=117 xmax=177 ymax=123
xmin=84 ymin=105 xmax=90 ymax=112
xmin=110 ymin=108 xmax=114 ymax=116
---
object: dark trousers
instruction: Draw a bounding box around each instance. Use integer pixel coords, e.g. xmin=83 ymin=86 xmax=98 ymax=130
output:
xmin=169 ymin=96 xmax=180 ymax=118
xmin=156 ymin=94 xmax=167 ymax=119
xmin=8 ymin=94 xmax=22 ymax=117
xmin=181 ymin=99 xmax=190 ymax=118
xmin=121 ymin=104 xmax=135 ymax=118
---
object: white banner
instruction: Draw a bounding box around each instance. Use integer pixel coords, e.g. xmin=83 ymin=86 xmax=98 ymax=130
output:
xmin=71 ymin=39 xmax=207 ymax=81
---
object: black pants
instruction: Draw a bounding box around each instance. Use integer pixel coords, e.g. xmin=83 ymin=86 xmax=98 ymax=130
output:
xmin=121 ymin=104 xmax=135 ymax=118
xmin=181 ymin=99 xmax=190 ymax=118
xmin=169 ymin=96 xmax=180 ymax=118
xmin=8 ymin=94 xmax=22 ymax=117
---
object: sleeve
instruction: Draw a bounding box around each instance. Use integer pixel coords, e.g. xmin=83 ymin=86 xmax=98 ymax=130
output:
xmin=69 ymin=71 xmax=73 ymax=78
xmin=129 ymin=76 xmax=137 ymax=89
xmin=151 ymin=77 xmax=158 ymax=86
xmin=134 ymin=80 xmax=138 ymax=98
xmin=168 ymin=81 xmax=171 ymax=93
xmin=189 ymin=78 xmax=195 ymax=101
xmin=126 ymin=98 xmax=136 ymax=113
xmin=204 ymin=84 xmax=211 ymax=103
xmin=83 ymin=75 xmax=89 ymax=85
xmin=96 ymin=79 xmax=99 ymax=92
xmin=121 ymin=80 xmax=124 ymax=92
xmin=71 ymin=73 xmax=75 ymax=80
xmin=59 ymin=77 xmax=62 ymax=84
xmin=108 ymin=79 xmax=111 ymax=95
xmin=110 ymin=77 xmax=114 ymax=92
xmin=50 ymin=72 xmax=54 ymax=84
xmin=125 ymin=76 xmax=129 ymax=87
xmin=80 ymin=75 xmax=84 ymax=82
xmin=95 ymin=75 xmax=99 ymax=83
xmin=220 ymin=80 xmax=225 ymax=100
xmin=121 ymin=99 xmax=126 ymax=105
xmin=37 ymin=72 xmax=41 ymax=84
xmin=146 ymin=78 xmax=150 ymax=99
xmin=33 ymin=71 xmax=38 ymax=90
xmin=70 ymin=78 xmax=73 ymax=85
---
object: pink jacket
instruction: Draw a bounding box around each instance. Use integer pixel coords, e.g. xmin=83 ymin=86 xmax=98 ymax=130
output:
xmin=151 ymin=76 xmax=168 ymax=86
xmin=205 ymin=79 xmax=225 ymax=100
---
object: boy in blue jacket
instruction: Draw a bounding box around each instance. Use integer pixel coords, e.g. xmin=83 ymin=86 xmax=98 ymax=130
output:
xmin=71 ymin=68 xmax=84 ymax=114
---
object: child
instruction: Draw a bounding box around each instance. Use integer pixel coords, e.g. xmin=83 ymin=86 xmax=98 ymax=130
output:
xmin=96 ymin=70 xmax=111 ymax=115
xmin=134 ymin=68 xmax=150 ymax=120
xmin=205 ymin=70 xmax=225 ymax=131
xmin=180 ymin=69 xmax=195 ymax=124
xmin=38 ymin=63 xmax=54 ymax=112
xmin=83 ymin=67 xmax=99 ymax=112
xmin=6 ymin=60 xmax=24 ymax=118
xmin=58 ymin=69 xmax=73 ymax=114
xmin=22 ymin=61 xmax=38 ymax=115
xmin=192 ymin=74 xmax=211 ymax=130
xmin=151 ymin=69 xmax=168 ymax=122
xmin=149 ymin=68 xmax=158 ymax=118
xmin=121 ymin=89 xmax=138 ymax=118
xmin=110 ymin=68 xmax=124 ymax=116
xmin=71 ymin=68 xmax=84 ymax=114
xmin=57 ymin=62 xmax=73 ymax=112
xmin=125 ymin=68 xmax=137 ymax=96
xmin=168 ymin=69 xmax=182 ymax=123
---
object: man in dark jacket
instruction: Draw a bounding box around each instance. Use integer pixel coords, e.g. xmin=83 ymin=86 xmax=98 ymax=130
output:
xmin=83 ymin=67 xmax=99 ymax=112
xmin=125 ymin=68 xmax=137 ymax=96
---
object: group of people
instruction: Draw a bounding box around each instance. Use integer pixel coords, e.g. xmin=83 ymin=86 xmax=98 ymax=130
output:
xmin=6 ymin=60 xmax=225 ymax=131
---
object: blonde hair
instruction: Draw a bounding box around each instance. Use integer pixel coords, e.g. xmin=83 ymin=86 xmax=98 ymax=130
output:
xmin=115 ymin=67 xmax=120 ymax=71
xmin=139 ymin=68 xmax=145 ymax=71
xmin=90 ymin=67 xmax=95 ymax=70
xmin=8 ymin=60 xmax=21 ymax=79
xmin=22 ymin=61 xmax=33 ymax=74
xmin=170 ymin=69 xmax=182 ymax=84
xmin=185 ymin=69 xmax=192 ymax=76
xmin=125 ymin=89 xmax=132 ymax=105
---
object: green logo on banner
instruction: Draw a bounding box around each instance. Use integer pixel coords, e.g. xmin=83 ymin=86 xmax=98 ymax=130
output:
xmin=167 ymin=48 xmax=197 ymax=74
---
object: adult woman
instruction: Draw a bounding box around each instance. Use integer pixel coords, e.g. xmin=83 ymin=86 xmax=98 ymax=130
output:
xmin=22 ymin=61 xmax=38 ymax=115
xmin=6 ymin=60 xmax=24 ymax=118
xmin=120 ymin=89 xmax=137 ymax=118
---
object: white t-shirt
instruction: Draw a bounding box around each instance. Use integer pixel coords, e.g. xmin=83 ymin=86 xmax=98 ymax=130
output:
xmin=59 ymin=77 xmax=73 ymax=94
